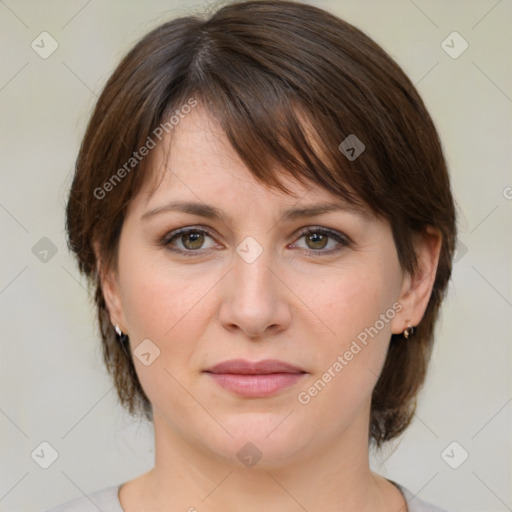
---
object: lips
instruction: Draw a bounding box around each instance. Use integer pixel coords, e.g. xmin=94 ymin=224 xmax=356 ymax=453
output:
xmin=205 ymin=358 xmax=306 ymax=375
xmin=204 ymin=359 xmax=306 ymax=398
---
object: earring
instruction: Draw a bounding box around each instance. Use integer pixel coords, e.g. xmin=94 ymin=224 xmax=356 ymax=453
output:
xmin=403 ymin=322 xmax=415 ymax=339
xmin=114 ymin=324 xmax=129 ymax=345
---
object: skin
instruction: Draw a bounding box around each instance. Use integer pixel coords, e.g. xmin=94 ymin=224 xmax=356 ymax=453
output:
xmin=98 ymin=107 xmax=442 ymax=512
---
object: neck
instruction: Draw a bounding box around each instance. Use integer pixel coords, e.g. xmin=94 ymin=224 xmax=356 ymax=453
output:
xmin=133 ymin=408 xmax=404 ymax=512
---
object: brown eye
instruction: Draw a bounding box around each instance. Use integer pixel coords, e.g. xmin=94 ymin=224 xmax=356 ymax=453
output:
xmin=181 ymin=230 xmax=205 ymax=250
xmin=291 ymin=227 xmax=350 ymax=256
xmin=305 ymin=232 xmax=328 ymax=250
xmin=163 ymin=228 xmax=217 ymax=255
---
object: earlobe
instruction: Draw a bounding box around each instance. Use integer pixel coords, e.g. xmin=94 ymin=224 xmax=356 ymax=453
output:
xmin=391 ymin=226 xmax=442 ymax=335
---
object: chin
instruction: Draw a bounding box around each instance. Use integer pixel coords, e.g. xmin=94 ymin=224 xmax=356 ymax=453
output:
xmin=201 ymin=412 xmax=310 ymax=469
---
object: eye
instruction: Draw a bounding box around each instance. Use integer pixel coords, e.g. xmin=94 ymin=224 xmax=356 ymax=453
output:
xmin=291 ymin=227 xmax=350 ymax=256
xmin=160 ymin=225 xmax=350 ymax=257
xmin=162 ymin=227 xmax=218 ymax=255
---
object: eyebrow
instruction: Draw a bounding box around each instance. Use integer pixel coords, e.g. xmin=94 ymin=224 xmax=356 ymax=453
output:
xmin=141 ymin=199 xmax=371 ymax=222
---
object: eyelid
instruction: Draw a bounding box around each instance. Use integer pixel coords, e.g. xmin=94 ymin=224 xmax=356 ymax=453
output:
xmin=293 ymin=225 xmax=352 ymax=245
xmin=160 ymin=225 xmax=215 ymax=244
xmin=159 ymin=225 xmax=219 ymax=252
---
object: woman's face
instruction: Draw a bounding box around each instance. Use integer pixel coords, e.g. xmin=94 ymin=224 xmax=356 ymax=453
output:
xmin=103 ymin=107 xmax=431 ymax=467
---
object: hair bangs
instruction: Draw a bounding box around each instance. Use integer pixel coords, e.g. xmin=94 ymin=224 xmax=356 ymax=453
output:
xmin=183 ymin=80 xmax=372 ymax=219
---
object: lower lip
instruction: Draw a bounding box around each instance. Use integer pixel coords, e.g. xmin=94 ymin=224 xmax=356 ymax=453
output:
xmin=205 ymin=372 xmax=305 ymax=397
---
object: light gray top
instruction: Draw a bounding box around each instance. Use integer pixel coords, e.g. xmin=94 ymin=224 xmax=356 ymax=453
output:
xmin=41 ymin=480 xmax=450 ymax=512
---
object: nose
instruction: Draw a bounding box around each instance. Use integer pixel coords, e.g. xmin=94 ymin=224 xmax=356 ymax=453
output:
xmin=218 ymin=249 xmax=292 ymax=338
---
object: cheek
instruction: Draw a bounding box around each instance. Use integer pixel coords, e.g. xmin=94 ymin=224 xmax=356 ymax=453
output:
xmin=116 ymin=250 xmax=219 ymax=415
xmin=117 ymin=245 xmax=221 ymax=357
xmin=294 ymin=261 xmax=398 ymax=349
xmin=292 ymin=258 xmax=400 ymax=407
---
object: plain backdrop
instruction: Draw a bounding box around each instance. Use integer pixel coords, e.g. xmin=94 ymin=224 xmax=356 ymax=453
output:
xmin=1 ymin=1 xmax=511 ymax=511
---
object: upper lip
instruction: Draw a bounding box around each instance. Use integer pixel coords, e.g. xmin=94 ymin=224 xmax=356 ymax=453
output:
xmin=205 ymin=359 xmax=306 ymax=375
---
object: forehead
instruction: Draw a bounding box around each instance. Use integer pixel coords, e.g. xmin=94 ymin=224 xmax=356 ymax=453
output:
xmin=135 ymin=106 xmax=374 ymax=220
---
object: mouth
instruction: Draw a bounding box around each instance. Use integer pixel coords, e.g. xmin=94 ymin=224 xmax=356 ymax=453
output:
xmin=203 ymin=359 xmax=307 ymax=398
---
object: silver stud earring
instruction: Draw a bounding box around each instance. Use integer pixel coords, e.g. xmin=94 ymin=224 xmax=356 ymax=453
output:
xmin=113 ymin=324 xmax=129 ymax=347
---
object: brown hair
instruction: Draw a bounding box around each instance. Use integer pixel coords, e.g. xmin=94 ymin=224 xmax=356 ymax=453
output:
xmin=66 ymin=0 xmax=457 ymax=448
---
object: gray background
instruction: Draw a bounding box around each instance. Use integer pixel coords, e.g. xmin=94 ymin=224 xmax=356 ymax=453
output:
xmin=1 ymin=1 xmax=511 ymax=511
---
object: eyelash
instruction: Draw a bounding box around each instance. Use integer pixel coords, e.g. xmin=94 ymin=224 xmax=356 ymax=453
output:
xmin=159 ymin=225 xmax=351 ymax=258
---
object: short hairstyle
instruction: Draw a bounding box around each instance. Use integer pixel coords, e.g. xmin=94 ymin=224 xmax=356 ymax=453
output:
xmin=66 ymin=0 xmax=457 ymax=448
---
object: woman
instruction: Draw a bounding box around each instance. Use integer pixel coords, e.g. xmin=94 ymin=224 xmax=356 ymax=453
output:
xmin=49 ymin=1 xmax=456 ymax=510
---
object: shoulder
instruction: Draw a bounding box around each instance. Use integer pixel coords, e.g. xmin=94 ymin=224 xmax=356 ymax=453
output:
xmin=393 ymin=482 xmax=451 ymax=512
xmin=40 ymin=485 xmax=124 ymax=512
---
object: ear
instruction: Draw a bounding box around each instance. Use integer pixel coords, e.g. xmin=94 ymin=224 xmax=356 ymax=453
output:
xmin=391 ymin=226 xmax=442 ymax=334
xmin=93 ymin=240 xmax=127 ymax=333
